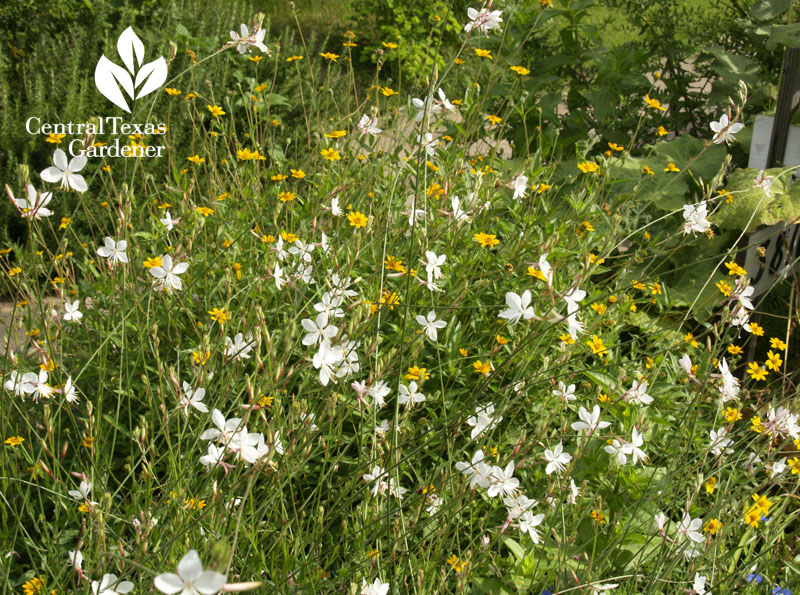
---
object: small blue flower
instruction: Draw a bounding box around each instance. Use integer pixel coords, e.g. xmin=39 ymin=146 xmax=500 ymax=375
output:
xmin=772 ymin=588 xmax=791 ymax=595
xmin=747 ymin=573 xmax=763 ymax=584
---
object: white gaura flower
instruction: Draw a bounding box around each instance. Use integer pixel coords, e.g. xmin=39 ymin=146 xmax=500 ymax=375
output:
xmin=3 ymin=371 xmax=25 ymax=396
xmin=63 ymin=376 xmax=79 ymax=404
xmin=732 ymin=278 xmax=754 ymax=311
xmin=40 ymin=148 xmax=88 ymax=192
xmin=571 ymin=405 xmax=611 ymax=434
xmin=709 ymin=427 xmax=734 ymax=457
xmin=464 ymin=6 xmax=503 ymax=34
xmin=21 ymin=370 xmax=54 ymax=400
xmin=160 ymin=211 xmax=180 ymax=231
xmin=63 ymin=300 xmax=83 ymax=322
xmin=68 ymin=480 xmax=98 ymax=506
xmin=180 ymin=382 xmax=209 ymax=415
xmin=398 ymin=381 xmax=426 ymax=407
xmin=301 ymin=312 xmax=338 ymax=346
xmin=357 ymin=114 xmax=382 ymax=136
xmin=364 ymin=380 xmax=390 ymax=408
xmin=92 ymin=573 xmax=134 ymax=595
xmin=450 ymin=196 xmax=471 ymax=223
xmin=455 ymin=449 xmax=492 ymax=489
xmin=363 ymin=465 xmax=388 ymax=497
xmin=15 ymin=184 xmax=53 ymax=219
xmin=199 ymin=443 xmax=226 ymax=470
xmin=424 ymin=251 xmax=446 ymax=282
xmin=710 ymin=113 xmax=743 ymax=145
xmin=504 ymin=494 xmax=536 ymax=519
xmin=68 ymin=549 xmax=83 ymax=571
xmin=466 ymin=402 xmax=502 ymax=439
xmin=416 ymin=310 xmax=447 ymax=341
xmin=552 ymin=381 xmax=577 ymax=402
xmin=313 ymin=340 xmax=344 ymax=386
xmin=314 ymin=292 xmax=345 ymax=319
xmin=682 ymin=201 xmax=711 ymax=235
xmin=499 ymin=290 xmax=535 ymax=324
xmin=417 ymin=132 xmax=438 ymax=157
xmin=628 ymin=427 xmax=647 ymax=465
xmin=624 ymin=379 xmax=653 ymax=405
xmin=543 ymin=443 xmax=572 ymax=475
xmin=692 ymin=572 xmax=709 ymax=595
xmin=224 ymin=333 xmax=255 ymax=360
xmin=753 ymin=170 xmax=775 ymax=197
xmin=604 ymin=438 xmax=628 ymax=465
xmin=153 ymin=549 xmax=227 ymax=595
xmin=487 ymin=460 xmax=519 ymax=498
xmin=149 ymin=254 xmax=189 ymax=292
xmin=517 ymin=510 xmax=545 ymax=543
xmin=274 ymin=263 xmax=285 ymax=290
xmin=200 ymin=409 xmax=242 ymax=445
xmin=563 ymin=287 xmax=586 ymax=315
xmin=288 ymin=240 xmax=314 ymax=262
xmin=434 ymin=88 xmax=455 ymax=112
xmin=512 ymin=173 xmax=528 ymax=200
xmin=411 ymin=96 xmax=443 ymax=122
xmin=229 ymin=23 xmax=268 ymax=54
xmin=328 ymin=196 xmax=344 ymax=217
xmin=677 ymin=512 xmax=704 ymax=543
xmin=360 ymin=577 xmax=390 ymax=595
xmin=96 ymin=237 xmax=128 ymax=266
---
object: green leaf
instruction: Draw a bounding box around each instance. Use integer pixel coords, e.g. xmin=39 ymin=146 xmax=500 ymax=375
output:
xmin=751 ymin=0 xmax=791 ymax=20
xmin=499 ymin=536 xmax=525 ymax=561
xmin=714 ymin=168 xmax=800 ymax=231
xmin=767 ymin=23 xmax=800 ymax=50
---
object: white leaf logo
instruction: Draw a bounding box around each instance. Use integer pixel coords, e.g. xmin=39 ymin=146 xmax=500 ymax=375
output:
xmin=95 ymin=26 xmax=167 ymax=113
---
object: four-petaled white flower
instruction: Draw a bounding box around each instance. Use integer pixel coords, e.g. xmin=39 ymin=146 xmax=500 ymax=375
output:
xmin=464 ymin=7 xmax=503 ymax=34
xmin=682 ymin=201 xmax=711 ymax=235
xmin=499 ymin=290 xmax=535 ymax=324
xmin=543 ymin=442 xmax=572 ymax=475
xmin=302 ymin=312 xmax=338 ymax=346
xmin=357 ymin=114 xmax=382 ymax=136
xmin=149 ymin=254 xmax=189 ymax=292
xmin=466 ymin=402 xmax=502 ymax=439
xmin=63 ymin=376 xmax=79 ymax=404
xmin=360 ymin=577 xmax=390 ymax=595
xmin=416 ymin=310 xmax=447 ymax=341
xmin=518 ymin=510 xmax=545 ymax=543
xmin=512 ymin=173 xmax=528 ymax=200
xmin=677 ymin=512 xmax=704 ymax=543
xmin=160 ymin=211 xmax=180 ymax=231
xmin=40 ymin=148 xmax=88 ymax=192
xmin=487 ymin=460 xmax=519 ymax=498
xmin=15 ymin=184 xmax=53 ymax=219
xmin=225 ymin=333 xmax=255 ymax=360
xmin=68 ymin=480 xmax=98 ymax=506
xmin=552 ymin=381 xmax=577 ymax=402
xmin=64 ymin=300 xmax=83 ymax=322
xmin=97 ymin=237 xmax=129 ymax=266
xmin=692 ymin=572 xmax=709 ymax=595
xmin=455 ymin=449 xmax=493 ymax=489
xmin=21 ymin=370 xmax=54 ymax=400
xmin=154 ymin=549 xmax=227 ymax=595
xmin=571 ymin=405 xmax=611 ymax=434
xmin=230 ymin=23 xmax=269 ymax=54
xmin=424 ymin=251 xmax=446 ymax=283
xmin=625 ymin=379 xmax=653 ymax=405
xmin=398 ymin=381 xmax=426 ymax=407
xmin=710 ymin=113 xmax=743 ymax=145
xmin=180 ymin=382 xmax=209 ymax=415
xmin=313 ymin=340 xmax=344 ymax=386
xmin=92 ymin=573 xmax=134 ymax=595
xmin=363 ymin=465 xmax=389 ymax=497
xmin=417 ymin=132 xmax=438 ymax=157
